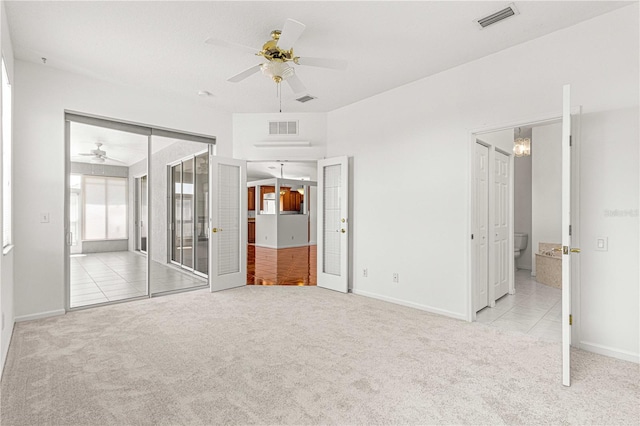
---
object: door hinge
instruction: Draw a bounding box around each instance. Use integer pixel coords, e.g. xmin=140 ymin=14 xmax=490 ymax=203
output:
xmin=471 ymin=234 xmax=474 ymax=240
xmin=569 ymin=225 xmax=572 ymax=236
xmin=569 ymin=135 xmax=573 ymax=146
xmin=569 ymin=314 xmax=573 ymax=326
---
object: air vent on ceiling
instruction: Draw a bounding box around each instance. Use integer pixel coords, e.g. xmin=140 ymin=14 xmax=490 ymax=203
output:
xmin=296 ymin=95 xmax=316 ymax=103
xmin=269 ymin=121 xmax=298 ymax=135
xmin=476 ymin=3 xmax=519 ymax=28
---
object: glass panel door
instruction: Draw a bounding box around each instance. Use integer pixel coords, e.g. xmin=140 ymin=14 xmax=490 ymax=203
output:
xmin=195 ymin=152 xmax=209 ymax=275
xmin=182 ymin=158 xmax=194 ymax=270
xmin=140 ymin=175 xmax=147 ymax=253
xmin=171 ymin=162 xmax=182 ymax=264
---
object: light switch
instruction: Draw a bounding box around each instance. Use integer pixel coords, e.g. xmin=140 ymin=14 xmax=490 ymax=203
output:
xmin=596 ymin=236 xmax=608 ymax=251
xmin=40 ymin=212 xmax=50 ymax=223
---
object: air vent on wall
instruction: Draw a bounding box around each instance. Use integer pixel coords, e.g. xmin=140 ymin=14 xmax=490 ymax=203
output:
xmin=269 ymin=121 xmax=298 ymax=135
xmin=296 ymin=95 xmax=316 ymax=103
xmin=476 ymin=3 xmax=519 ymax=28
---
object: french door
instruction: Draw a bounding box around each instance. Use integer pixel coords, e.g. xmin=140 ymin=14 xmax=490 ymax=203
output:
xmin=317 ymin=156 xmax=349 ymax=293
xmin=209 ymin=156 xmax=247 ymax=292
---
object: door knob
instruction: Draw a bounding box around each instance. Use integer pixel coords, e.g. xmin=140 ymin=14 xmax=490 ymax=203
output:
xmin=341 ymin=229 xmax=346 ymax=233
xmin=212 ymin=228 xmax=218 ymax=233
xmin=570 ymin=248 xmax=581 ymax=253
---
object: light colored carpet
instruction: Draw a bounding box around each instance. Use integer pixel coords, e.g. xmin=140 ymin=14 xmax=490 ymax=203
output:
xmin=1 ymin=286 xmax=638 ymax=425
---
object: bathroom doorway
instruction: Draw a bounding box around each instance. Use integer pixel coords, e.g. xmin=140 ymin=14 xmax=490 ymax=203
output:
xmin=469 ymin=89 xmax=581 ymax=386
xmin=473 ymin=122 xmax=563 ymax=342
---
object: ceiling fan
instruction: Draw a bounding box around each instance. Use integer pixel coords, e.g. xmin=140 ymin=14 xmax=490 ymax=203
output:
xmin=76 ymin=142 xmax=124 ymax=164
xmin=206 ymin=19 xmax=348 ymax=95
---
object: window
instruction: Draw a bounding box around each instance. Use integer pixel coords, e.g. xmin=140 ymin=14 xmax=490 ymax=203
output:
xmin=2 ymin=58 xmax=12 ymax=248
xmin=83 ymin=176 xmax=128 ymax=240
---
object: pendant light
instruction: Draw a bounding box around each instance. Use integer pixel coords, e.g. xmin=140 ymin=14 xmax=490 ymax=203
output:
xmin=514 ymin=127 xmax=531 ymax=157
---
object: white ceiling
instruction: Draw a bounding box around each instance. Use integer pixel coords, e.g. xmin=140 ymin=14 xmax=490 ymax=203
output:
xmin=247 ymin=161 xmax=317 ymax=181
xmin=5 ymin=1 xmax=631 ymax=114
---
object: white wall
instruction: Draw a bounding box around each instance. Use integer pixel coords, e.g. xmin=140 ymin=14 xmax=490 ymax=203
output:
xmin=531 ymin=122 xmax=562 ymax=275
xmin=0 ymin=0 xmax=15 ymax=376
xmin=12 ymin=60 xmax=232 ymax=320
xmin=578 ymin=107 xmax=639 ymax=361
xmin=233 ymin=113 xmax=327 ymax=161
xmin=514 ymin=154 xmax=532 ymax=270
xmin=327 ymin=5 xmax=639 ymax=360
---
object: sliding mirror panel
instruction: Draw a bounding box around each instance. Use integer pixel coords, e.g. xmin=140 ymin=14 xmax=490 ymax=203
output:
xmin=150 ymin=135 xmax=211 ymax=294
xmin=68 ymin=121 xmax=149 ymax=308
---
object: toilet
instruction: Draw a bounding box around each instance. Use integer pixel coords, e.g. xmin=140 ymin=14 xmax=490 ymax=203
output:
xmin=514 ymin=232 xmax=528 ymax=262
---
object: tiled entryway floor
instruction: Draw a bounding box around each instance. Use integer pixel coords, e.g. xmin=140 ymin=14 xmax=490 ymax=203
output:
xmin=247 ymin=244 xmax=317 ymax=286
xmin=477 ymin=269 xmax=561 ymax=342
xmin=70 ymin=251 xmax=206 ymax=308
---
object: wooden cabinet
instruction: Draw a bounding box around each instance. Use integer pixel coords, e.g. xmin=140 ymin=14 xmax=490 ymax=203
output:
xmin=248 ymin=220 xmax=255 ymax=243
xmin=248 ymin=187 xmax=255 ymax=211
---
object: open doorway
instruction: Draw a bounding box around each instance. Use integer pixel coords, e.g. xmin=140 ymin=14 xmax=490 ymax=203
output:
xmin=246 ymin=161 xmax=317 ymax=286
xmin=473 ymin=122 xmax=563 ymax=342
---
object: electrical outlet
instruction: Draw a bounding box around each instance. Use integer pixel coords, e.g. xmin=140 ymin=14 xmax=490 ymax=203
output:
xmin=362 ymin=268 xmax=368 ymax=277
xmin=393 ymin=273 xmax=399 ymax=283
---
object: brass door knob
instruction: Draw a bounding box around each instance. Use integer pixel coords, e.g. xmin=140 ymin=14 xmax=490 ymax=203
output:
xmin=212 ymin=228 xmax=218 ymax=233
xmin=341 ymin=229 xmax=346 ymax=233
xmin=570 ymin=248 xmax=581 ymax=253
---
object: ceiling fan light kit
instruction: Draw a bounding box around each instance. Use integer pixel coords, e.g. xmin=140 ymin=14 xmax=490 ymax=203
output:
xmin=209 ymin=18 xmax=347 ymax=110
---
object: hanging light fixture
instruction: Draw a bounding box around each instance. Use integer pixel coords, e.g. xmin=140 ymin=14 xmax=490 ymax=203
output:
xmin=513 ymin=127 xmax=531 ymax=157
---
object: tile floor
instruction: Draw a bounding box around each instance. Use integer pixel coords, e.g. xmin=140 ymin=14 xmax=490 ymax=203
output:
xmin=247 ymin=244 xmax=317 ymax=286
xmin=476 ymin=269 xmax=562 ymax=342
xmin=70 ymin=251 xmax=206 ymax=308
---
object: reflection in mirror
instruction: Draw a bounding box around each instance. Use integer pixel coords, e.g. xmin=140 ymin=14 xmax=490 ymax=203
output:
xmin=68 ymin=121 xmax=148 ymax=308
xmin=149 ymin=136 xmax=212 ymax=294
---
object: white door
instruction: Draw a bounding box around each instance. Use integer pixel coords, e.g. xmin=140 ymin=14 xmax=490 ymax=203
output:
xmin=493 ymin=151 xmax=510 ymax=300
xmin=209 ymin=156 xmax=247 ymax=292
xmin=317 ymin=156 xmax=349 ymax=293
xmin=474 ymin=143 xmax=489 ymax=312
xmin=561 ymin=84 xmax=577 ymax=386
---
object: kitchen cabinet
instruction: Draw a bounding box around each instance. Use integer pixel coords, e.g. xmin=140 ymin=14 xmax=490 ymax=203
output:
xmin=248 ymin=187 xmax=256 ymax=211
xmin=248 ymin=219 xmax=255 ymax=243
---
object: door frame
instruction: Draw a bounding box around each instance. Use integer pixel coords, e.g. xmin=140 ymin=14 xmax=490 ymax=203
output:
xmin=467 ymin=107 xmax=581 ymax=325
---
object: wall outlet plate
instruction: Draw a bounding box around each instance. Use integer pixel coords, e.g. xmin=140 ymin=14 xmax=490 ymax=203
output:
xmin=595 ymin=236 xmax=608 ymax=251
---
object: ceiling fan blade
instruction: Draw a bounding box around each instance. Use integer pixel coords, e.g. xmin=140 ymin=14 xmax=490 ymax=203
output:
xmin=104 ymin=156 xmax=125 ymax=164
xmin=277 ymin=19 xmax=306 ymax=50
xmin=296 ymin=56 xmax=348 ymax=70
xmin=227 ymin=64 xmax=262 ymax=83
xmin=204 ymin=38 xmax=259 ymax=55
xmin=286 ymin=74 xmax=307 ymax=94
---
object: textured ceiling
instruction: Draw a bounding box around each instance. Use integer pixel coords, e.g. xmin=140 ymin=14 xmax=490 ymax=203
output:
xmin=5 ymin=1 xmax=631 ymax=114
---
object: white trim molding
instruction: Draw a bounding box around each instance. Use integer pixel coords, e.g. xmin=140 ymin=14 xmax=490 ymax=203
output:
xmin=15 ymin=309 xmax=65 ymax=323
xmin=353 ymin=289 xmax=468 ymax=321
xmin=579 ymin=341 xmax=640 ymax=364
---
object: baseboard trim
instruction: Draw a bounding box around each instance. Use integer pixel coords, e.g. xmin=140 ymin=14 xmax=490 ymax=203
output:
xmin=15 ymin=309 xmax=65 ymax=323
xmin=580 ymin=340 xmax=639 ymax=363
xmin=352 ymin=289 xmax=467 ymax=321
